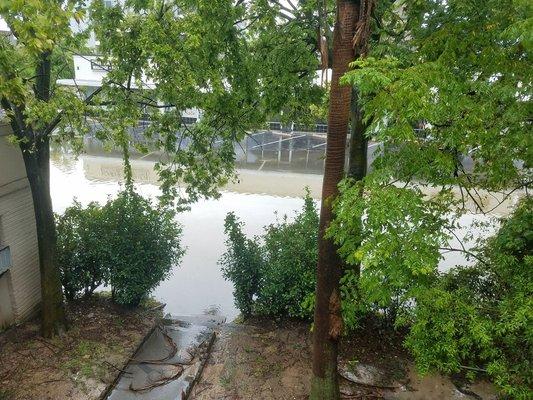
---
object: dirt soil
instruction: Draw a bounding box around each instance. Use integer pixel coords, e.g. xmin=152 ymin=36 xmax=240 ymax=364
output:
xmin=191 ymin=318 xmax=499 ymax=400
xmin=0 ymin=295 xmax=161 ymax=400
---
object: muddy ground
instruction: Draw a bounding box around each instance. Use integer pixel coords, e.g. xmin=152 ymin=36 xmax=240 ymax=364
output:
xmin=0 ymin=295 xmax=161 ymax=400
xmin=191 ymin=318 xmax=499 ymax=400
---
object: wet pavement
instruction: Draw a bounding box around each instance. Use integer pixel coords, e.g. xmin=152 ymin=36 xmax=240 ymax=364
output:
xmin=106 ymin=315 xmax=225 ymax=400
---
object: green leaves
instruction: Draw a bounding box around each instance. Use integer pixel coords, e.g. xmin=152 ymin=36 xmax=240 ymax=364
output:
xmin=56 ymin=191 xmax=184 ymax=306
xmin=333 ymin=0 xmax=532 ymax=346
xmin=345 ymin=0 xmax=532 ymax=193
xmin=56 ymin=200 xmax=109 ymax=300
xmin=220 ymin=191 xmax=319 ymax=319
xmin=1 ymin=0 xmax=73 ymax=54
xmin=84 ymin=0 xmax=325 ymax=207
xmin=329 ymin=179 xmax=452 ymax=323
xmin=104 ymin=190 xmax=184 ymax=306
xmin=2 ymin=0 xmax=325 ymax=210
xmin=404 ymin=199 xmax=533 ymax=399
xmin=220 ymin=211 xmax=263 ymax=318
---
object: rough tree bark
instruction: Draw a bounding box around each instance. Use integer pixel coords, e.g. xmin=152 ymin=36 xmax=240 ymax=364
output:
xmin=20 ymin=135 xmax=67 ymax=338
xmin=310 ymin=1 xmax=358 ymax=399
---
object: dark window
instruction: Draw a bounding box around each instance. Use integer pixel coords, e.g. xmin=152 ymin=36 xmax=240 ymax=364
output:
xmin=90 ymin=60 xmax=109 ymax=71
xmin=315 ymin=124 xmax=327 ymax=133
xmin=0 ymin=247 xmax=11 ymax=275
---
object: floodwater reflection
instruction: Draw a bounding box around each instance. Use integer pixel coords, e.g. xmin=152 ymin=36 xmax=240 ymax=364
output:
xmin=50 ymin=144 xmax=509 ymax=321
xmin=51 ymin=146 xmax=321 ymax=320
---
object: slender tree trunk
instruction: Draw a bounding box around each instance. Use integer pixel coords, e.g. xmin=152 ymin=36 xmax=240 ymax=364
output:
xmin=346 ymin=88 xmax=367 ymax=280
xmin=310 ymin=1 xmax=358 ymax=399
xmin=347 ymin=88 xmax=367 ymax=181
xmin=20 ymin=135 xmax=67 ymax=338
xmin=17 ymin=51 xmax=67 ymax=338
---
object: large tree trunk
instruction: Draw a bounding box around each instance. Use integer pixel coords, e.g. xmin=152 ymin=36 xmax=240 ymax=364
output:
xmin=310 ymin=1 xmax=358 ymax=399
xmin=20 ymin=136 xmax=67 ymax=338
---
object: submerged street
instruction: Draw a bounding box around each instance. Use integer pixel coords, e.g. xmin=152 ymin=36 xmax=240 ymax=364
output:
xmin=50 ymin=144 xmax=505 ymax=322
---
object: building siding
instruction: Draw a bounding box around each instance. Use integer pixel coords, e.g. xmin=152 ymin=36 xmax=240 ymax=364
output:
xmin=0 ymin=124 xmax=41 ymax=327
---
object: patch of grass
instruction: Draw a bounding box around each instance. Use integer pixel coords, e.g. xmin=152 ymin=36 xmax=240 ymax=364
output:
xmin=220 ymin=360 xmax=237 ymax=389
xmin=243 ymin=345 xmax=256 ymax=354
xmin=0 ymin=389 xmax=12 ymax=400
xmin=95 ymin=291 xmax=112 ymax=300
xmin=139 ymin=296 xmax=162 ymax=310
xmin=219 ymin=374 xmax=232 ymax=389
xmin=62 ymin=340 xmax=106 ymax=380
xmin=347 ymin=359 xmax=359 ymax=371
xmin=253 ymin=355 xmax=281 ymax=378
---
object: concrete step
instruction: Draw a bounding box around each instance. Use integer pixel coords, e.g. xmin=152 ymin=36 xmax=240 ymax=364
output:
xmin=106 ymin=315 xmax=225 ymax=400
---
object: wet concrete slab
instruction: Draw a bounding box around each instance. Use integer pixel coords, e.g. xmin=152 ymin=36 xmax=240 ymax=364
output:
xmin=106 ymin=314 xmax=225 ymax=400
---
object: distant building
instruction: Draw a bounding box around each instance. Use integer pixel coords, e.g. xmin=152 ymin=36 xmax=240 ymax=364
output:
xmin=57 ymin=55 xmax=201 ymax=123
xmin=0 ymin=122 xmax=41 ymax=330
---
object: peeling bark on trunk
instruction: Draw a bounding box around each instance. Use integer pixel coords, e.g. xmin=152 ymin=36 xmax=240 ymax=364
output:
xmin=310 ymin=1 xmax=358 ymax=399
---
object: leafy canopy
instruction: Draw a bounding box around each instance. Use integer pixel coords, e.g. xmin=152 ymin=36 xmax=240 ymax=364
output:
xmin=0 ymin=0 xmax=325 ymax=206
xmin=342 ymin=0 xmax=532 ymax=193
xmin=332 ymin=0 xmax=532 ymax=305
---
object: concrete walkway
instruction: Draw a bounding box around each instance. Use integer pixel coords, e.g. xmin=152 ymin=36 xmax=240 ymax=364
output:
xmin=106 ymin=315 xmax=224 ymax=400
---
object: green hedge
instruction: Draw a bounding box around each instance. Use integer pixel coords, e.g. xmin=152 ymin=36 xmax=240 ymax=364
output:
xmin=56 ymin=190 xmax=183 ymax=306
xmin=220 ymin=192 xmax=318 ymax=319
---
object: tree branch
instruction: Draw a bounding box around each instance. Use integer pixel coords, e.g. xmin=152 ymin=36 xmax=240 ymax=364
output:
xmin=439 ymin=247 xmax=488 ymax=266
xmin=1 ymin=98 xmax=28 ymax=139
xmin=41 ymin=86 xmax=103 ymax=137
xmin=268 ymin=0 xmax=296 ymax=17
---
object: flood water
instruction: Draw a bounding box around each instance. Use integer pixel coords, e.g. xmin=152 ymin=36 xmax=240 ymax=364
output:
xmin=49 ymin=144 xmax=506 ymax=321
xmin=51 ymin=146 xmax=325 ymax=320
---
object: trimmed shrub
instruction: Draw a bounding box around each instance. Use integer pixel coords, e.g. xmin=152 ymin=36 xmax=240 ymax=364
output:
xmin=56 ymin=201 xmax=109 ymax=300
xmin=220 ymin=192 xmax=318 ymax=319
xmin=56 ymin=190 xmax=183 ymax=306
xmin=220 ymin=212 xmax=263 ymax=318
xmin=255 ymin=194 xmax=318 ymax=318
xmin=105 ymin=190 xmax=184 ymax=306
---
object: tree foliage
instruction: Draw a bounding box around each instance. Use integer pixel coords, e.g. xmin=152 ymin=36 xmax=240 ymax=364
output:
xmin=0 ymin=0 xmax=325 ymax=334
xmin=56 ymin=201 xmax=109 ymax=300
xmin=342 ymin=0 xmax=532 ymax=194
xmin=86 ymin=0 xmax=326 ymax=206
xmin=331 ymin=0 xmax=532 ymax=321
xmin=327 ymin=0 xmax=532 ymax=396
xmin=329 ymin=180 xmax=454 ymax=326
xmin=105 ymin=190 xmax=183 ymax=306
xmin=403 ymin=199 xmax=532 ymax=399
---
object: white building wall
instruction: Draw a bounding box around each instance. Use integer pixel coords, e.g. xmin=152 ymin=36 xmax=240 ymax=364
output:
xmin=64 ymin=56 xmax=201 ymax=120
xmin=73 ymin=55 xmax=107 ymax=84
xmin=0 ymin=122 xmax=41 ymax=329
